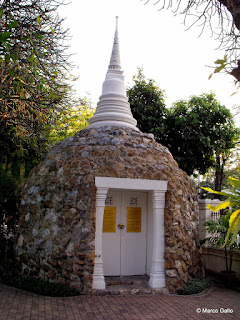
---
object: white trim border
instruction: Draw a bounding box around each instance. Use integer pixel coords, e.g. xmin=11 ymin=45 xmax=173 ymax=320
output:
xmin=93 ymin=177 xmax=168 ymax=290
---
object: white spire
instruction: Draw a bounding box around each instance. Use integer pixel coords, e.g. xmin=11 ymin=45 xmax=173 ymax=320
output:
xmin=88 ymin=17 xmax=138 ymax=130
xmin=108 ymin=16 xmax=121 ymax=70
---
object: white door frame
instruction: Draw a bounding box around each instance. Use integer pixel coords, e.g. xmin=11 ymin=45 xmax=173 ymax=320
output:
xmin=92 ymin=177 xmax=168 ymax=290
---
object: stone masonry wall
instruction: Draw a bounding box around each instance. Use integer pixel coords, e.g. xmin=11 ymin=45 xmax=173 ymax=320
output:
xmin=15 ymin=127 xmax=204 ymax=294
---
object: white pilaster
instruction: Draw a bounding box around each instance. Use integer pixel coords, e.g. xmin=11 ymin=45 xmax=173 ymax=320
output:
xmin=149 ymin=190 xmax=166 ymax=288
xmin=92 ymin=187 xmax=108 ymax=289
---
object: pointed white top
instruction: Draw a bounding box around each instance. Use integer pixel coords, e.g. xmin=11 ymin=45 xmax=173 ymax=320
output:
xmin=108 ymin=16 xmax=121 ymax=71
xmin=88 ymin=17 xmax=138 ymax=130
xmin=115 ymin=16 xmax=118 ymax=35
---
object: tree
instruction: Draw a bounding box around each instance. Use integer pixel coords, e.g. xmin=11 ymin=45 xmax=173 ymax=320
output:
xmin=167 ymin=93 xmax=239 ymax=190
xmin=0 ymin=0 xmax=74 ymax=273
xmin=200 ymin=151 xmax=240 ymax=193
xmin=144 ymin=1 xmax=240 ymax=81
xmin=0 ymin=0 xmax=76 ymax=190
xmin=0 ymin=0 xmax=73 ymax=165
xmin=127 ymin=68 xmax=168 ymax=140
xmin=127 ymin=71 xmax=239 ymax=189
xmin=48 ymin=99 xmax=95 ymax=146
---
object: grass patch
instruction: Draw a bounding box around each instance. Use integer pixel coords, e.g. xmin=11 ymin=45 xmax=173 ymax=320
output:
xmin=0 ymin=275 xmax=81 ymax=297
xmin=178 ymin=277 xmax=210 ymax=295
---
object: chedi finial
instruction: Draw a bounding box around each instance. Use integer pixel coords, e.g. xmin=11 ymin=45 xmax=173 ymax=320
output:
xmin=108 ymin=16 xmax=121 ymax=71
xmin=88 ymin=17 xmax=138 ymax=130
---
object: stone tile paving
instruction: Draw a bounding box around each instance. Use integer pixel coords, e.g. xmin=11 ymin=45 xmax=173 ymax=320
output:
xmin=0 ymin=283 xmax=239 ymax=320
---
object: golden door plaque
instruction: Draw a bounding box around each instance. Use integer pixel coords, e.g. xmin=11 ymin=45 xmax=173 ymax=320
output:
xmin=127 ymin=207 xmax=141 ymax=232
xmin=103 ymin=206 xmax=116 ymax=232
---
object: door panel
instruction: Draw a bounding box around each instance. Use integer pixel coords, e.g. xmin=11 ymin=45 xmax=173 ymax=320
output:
xmin=102 ymin=191 xmax=121 ymax=275
xmin=121 ymin=192 xmax=147 ymax=275
xmin=102 ymin=190 xmax=147 ymax=276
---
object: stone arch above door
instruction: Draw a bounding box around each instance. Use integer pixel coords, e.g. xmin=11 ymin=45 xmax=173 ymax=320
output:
xmin=93 ymin=177 xmax=168 ymax=290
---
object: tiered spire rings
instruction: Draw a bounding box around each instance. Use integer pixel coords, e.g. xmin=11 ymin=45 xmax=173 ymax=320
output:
xmin=88 ymin=17 xmax=138 ymax=130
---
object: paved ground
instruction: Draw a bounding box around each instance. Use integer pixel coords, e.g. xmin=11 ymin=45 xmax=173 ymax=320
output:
xmin=0 ymin=283 xmax=239 ymax=320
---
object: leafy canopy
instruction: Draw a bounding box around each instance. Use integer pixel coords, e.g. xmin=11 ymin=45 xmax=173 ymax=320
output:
xmin=0 ymin=0 xmax=75 ymax=255
xmin=127 ymin=70 xmax=239 ymax=178
xmin=48 ymin=99 xmax=95 ymax=146
xmin=167 ymin=93 xmax=239 ymax=176
xmin=127 ymin=67 xmax=168 ymax=139
xmin=0 ymin=0 xmax=73 ymax=164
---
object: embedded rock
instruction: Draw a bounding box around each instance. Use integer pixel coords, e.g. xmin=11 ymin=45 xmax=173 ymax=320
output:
xmin=15 ymin=126 xmax=204 ymax=293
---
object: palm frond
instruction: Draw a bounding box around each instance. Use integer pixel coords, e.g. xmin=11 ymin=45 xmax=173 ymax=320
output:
xmin=229 ymin=177 xmax=240 ymax=190
xmin=207 ymin=201 xmax=231 ymax=212
xmin=201 ymin=187 xmax=239 ymax=200
xmin=225 ymin=209 xmax=240 ymax=246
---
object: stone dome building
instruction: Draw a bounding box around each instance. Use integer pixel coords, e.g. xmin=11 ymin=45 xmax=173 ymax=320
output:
xmin=15 ymin=18 xmax=203 ymax=294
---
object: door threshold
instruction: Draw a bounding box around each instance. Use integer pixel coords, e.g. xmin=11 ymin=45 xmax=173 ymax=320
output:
xmin=92 ymin=275 xmax=163 ymax=295
xmin=106 ymin=275 xmax=149 ymax=286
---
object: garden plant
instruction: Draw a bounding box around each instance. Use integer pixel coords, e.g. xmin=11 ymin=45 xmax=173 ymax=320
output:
xmin=202 ymin=177 xmax=240 ymax=246
xmin=202 ymin=212 xmax=240 ymax=275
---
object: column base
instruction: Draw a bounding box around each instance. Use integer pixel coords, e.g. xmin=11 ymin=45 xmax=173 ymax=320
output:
xmin=92 ymin=274 xmax=106 ymax=290
xmin=92 ymin=258 xmax=106 ymax=290
xmin=149 ymin=260 xmax=165 ymax=289
xmin=149 ymin=275 xmax=165 ymax=289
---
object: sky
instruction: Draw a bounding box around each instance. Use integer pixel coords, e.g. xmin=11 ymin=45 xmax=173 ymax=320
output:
xmin=58 ymin=0 xmax=240 ymax=124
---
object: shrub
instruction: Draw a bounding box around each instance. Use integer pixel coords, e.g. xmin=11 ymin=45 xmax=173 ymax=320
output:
xmin=178 ymin=278 xmax=210 ymax=295
xmin=0 ymin=167 xmax=19 ymax=276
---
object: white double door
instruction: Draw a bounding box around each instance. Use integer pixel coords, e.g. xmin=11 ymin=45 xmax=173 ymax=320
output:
xmin=102 ymin=190 xmax=147 ymax=276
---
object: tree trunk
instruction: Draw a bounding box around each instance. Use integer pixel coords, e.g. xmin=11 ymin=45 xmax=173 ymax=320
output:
xmin=218 ymin=1 xmax=240 ymax=81
xmin=215 ymin=169 xmax=222 ymax=192
xmin=219 ymin=0 xmax=240 ymax=32
xmin=215 ymin=168 xmax=225 ymax=192
xmin=214 ymin=155 xmax=226 ymax=193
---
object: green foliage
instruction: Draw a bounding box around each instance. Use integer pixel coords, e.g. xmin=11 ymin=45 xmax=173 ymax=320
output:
xmin=203 ymin=213 xmax=231 ymax=246
xmin=48 ymin=99 xmax=95 ymax=145
xmin=128 ymin=71 xmax=239 ymax=184
xmin=209 ymin=55 xmax=228 ymax=80
xmin=222 ymin=161 xmax=240 ymax=189
xmin=202 ymin=177 xmax=240 ymax=247
xmin=0 ymin=0 xmax=76 ymax=278
xmin=0 ymin=8 xmax=19 ymax=62
xmin=0 ymin=0 xmax=74 ymax=170
xmin=202 ymin=210 xmax=240 ymax=272
xmin=179 ymin=278 xmax=210 ymax=295
xmin=167 ymin=93 xmax=239 ymax=178
xmin=0 ymin=167 xmax=18 ymax=218
xmin=204 ymin=152 xmax=240 ymax=190
xmin=1 ymin=276 xmax=80 ymax=297
xmin=127 ymin=68 xmax=168 ymax=139
xmin=0 ymin=167 xmax=19 ymax=276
